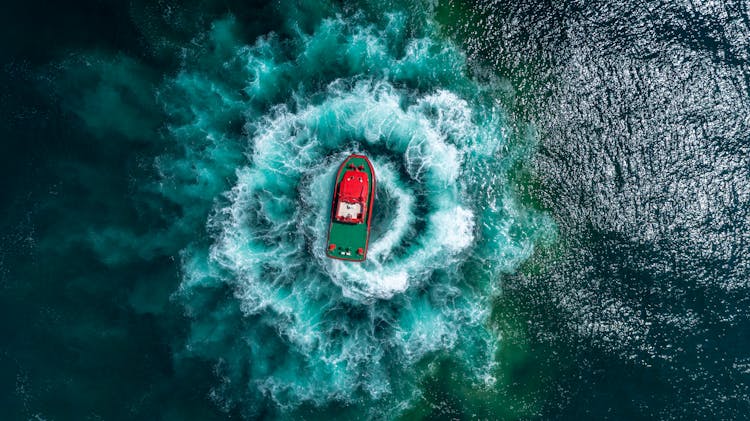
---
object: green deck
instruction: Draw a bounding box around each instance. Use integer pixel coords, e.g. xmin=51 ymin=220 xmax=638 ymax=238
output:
xmin=326 ymin=155 xmax=374 ymax=262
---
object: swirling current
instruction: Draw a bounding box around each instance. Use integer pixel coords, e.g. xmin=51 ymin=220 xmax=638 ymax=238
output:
xmin=3 ymin=0 xmax=750 ymax=419
xmin=161 ymin=8 xmax=551 ymax=416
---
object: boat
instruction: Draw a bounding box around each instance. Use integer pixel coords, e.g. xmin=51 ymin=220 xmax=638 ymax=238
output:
xmin=326 ymin=154 xmax=376 ymax=262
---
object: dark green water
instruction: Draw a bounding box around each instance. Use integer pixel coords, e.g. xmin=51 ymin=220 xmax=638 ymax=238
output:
xmin=2 ymin=0 xmax=749 ymax=419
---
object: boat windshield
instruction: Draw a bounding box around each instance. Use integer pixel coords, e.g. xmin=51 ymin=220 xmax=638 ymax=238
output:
xmin=336 ymin=202 xmax=362 ymax=220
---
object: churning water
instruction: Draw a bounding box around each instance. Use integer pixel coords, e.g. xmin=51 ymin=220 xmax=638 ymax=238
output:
xmin=158 ymin=7 xmax=552 ymax=416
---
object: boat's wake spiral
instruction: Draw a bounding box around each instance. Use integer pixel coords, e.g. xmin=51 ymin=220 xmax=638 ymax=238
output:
xmin=161 ymin=6 xmax=553 ymax=417
xmin=218 ymin=82 xmax=480 ymax=302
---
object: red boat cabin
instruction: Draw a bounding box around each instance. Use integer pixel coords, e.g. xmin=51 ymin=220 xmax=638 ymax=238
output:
xmin=334 ymin=164 xmax=369 ymax=224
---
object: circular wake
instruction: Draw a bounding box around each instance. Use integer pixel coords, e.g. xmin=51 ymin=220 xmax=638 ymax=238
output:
xmin=219 ymin=82 xmax=480 ymax=301
xmin=161 ymin=5 xmax=553 ymax=418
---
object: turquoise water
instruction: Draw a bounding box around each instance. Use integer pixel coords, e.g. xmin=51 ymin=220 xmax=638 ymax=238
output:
xmin=156 ymin=6 xmax=553 ymax=417
xmin=3 ymin=0 xmax=750 ymax=419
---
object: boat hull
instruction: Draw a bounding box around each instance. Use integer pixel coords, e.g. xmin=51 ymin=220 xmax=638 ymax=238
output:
xmin=326 ymin=154 xmax=375 ymax=262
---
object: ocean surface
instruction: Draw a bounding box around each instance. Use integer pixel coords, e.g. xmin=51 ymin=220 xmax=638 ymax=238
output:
xmin=2 ymin=0 xmax=749 ymax=419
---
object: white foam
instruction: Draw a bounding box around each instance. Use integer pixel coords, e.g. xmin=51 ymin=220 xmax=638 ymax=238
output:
xmin=367 ymin=162 xmax=415 ymax=261
xmin=428 ymin=206 xmax=475 ymax=252
xmin=178 ymin=66 xmax=541 ymax=412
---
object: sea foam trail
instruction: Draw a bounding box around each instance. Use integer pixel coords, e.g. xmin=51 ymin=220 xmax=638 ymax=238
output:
xmin=157 ymin=4 xmax=554 ymax=418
